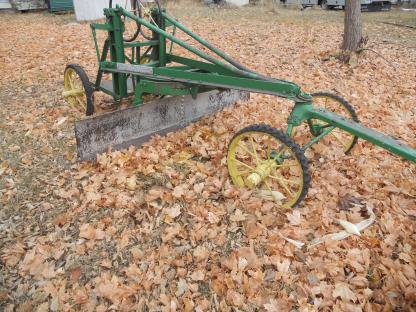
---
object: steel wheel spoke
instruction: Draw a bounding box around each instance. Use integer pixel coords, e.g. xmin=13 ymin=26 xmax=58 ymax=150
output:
xmin=268 ymin=174 xmax=301 ymax=185
xmin=275 ymin=163 xmax=299 ymax=169
xmin=272 ymin=175 xmax=294 ymax=198
xmin=330 ymin=131 xmax=349 ymax=149
xmin=74 ymin=96 xmax=86 ymax=111
xmin=237 ymin=170 xmax=251 ymax=176
xmin=233 ymin=158 xmax=256 ymax=171
xmin=68 ymin=73 xmax=75 ymax=89
xmin=249 ymin=136 xmax=260 ymax=165
xmin=237 ymin=142 xmax=258 ymax=162
xmin=267 ymin=143 xmax=272 ymax=159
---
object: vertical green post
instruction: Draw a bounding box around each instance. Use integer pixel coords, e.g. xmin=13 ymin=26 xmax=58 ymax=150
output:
xmin=107 ymin=9 xmax=127 ymax=99
xmin=158 ymin=11 xmax=167 ymax=67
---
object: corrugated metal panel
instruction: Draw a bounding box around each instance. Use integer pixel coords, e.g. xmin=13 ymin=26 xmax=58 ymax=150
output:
xmin=49 ymin=0 xmax=73 ymax=11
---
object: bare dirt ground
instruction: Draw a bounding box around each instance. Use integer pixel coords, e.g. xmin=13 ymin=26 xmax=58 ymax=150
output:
xmin=0 ymin=2 xmax=415 ymax=311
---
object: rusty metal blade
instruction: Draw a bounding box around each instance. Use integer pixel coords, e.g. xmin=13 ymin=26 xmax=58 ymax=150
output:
xmin=75 ymin=89 xmax=249 ymax=161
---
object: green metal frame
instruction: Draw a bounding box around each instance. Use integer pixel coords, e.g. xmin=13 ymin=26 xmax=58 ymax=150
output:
xmin=88 ymin=5 xmax=416 ymax=163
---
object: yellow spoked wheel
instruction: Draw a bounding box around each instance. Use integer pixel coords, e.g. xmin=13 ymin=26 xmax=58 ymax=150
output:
xmin=140 ymin=56 xmax=151 ymax=64
xmin=120 ymin=0 xmax=158 ymax=42
xmin=63 ymin=64 xmax=94 ymax=116
xmin=227 ymin=124 xmax=310 ymax=208
xmin=296 ymin=92 xmax=358 ymax=155
xmin=310 ymin=92 xmax=358 ymax=153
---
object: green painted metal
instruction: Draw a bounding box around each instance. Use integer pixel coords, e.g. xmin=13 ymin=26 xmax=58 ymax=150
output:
xmin=309 ymin=107 xmax=416 ymax=162
xmin=48 ymin=0 xmax=73 ymax=12
xmin=99 ymin=61 xmax=302 ymax=97
xmin=302 ymin=126 xmax=335 ymax=151
xmin=86 ymin=4 xmax=416 ymax=163
xmin=286 ymin=102 xmax=416 ymax=162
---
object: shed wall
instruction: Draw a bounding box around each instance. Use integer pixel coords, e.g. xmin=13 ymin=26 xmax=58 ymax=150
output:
xmin=73 ymin=0 xmax=129 ymax=21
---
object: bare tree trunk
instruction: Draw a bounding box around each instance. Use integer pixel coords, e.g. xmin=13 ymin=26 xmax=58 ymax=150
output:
xmin=342 ymin=0 xmax=362 ymax=52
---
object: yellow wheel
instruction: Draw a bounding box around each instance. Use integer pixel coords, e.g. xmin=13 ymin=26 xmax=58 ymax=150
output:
xmin=140 ymin=56 xmax=151 ymax=64
xmin=63 ymin=64 xmax=94 ymax=116
xmin=227 ymin=124 xmax=310 ymax=208
xmin=309 ymin=92 xmax=358 ymax=154
xmin=293 ymin=92 xmax=358 ymax=156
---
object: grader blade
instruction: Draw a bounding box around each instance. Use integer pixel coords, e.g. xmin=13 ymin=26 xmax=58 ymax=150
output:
xmin=75 ymin=90 xmax=249 ymax=161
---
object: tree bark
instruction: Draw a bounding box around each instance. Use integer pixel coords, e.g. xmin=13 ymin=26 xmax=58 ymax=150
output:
xmin=342 ymin=0 xmax=362 ymax=52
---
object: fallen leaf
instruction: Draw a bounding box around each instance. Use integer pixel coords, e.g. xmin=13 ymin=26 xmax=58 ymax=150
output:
xmin=333 ymin=283 xmax=357 ymax=302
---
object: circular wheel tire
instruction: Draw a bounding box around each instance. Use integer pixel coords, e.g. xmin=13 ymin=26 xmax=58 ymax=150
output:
xmin=321 ymin=0 xmax=328 ymax=9
xmin=310 ymin=92 xmax=359 ymax=154
xmin=122 ymin=0 xmax=141 ymax=42
xmin=63 ymin=64 xmax=94 ymax=116
xmin=227 ymin=124 xmax=310 ymax=208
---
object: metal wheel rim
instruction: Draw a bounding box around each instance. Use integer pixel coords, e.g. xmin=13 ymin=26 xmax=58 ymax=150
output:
xmin=63 ymin=68 xmax=87 ymax=114
xmin=227 ymin=131 xmax=305 ymax=208
xmin=311 ymin=95 xmax=356 ymax=153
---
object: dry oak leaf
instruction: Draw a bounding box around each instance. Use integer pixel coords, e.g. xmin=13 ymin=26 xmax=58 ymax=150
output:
xmin=145 ymin=187 xmax=165 ymax=201
xmin=4 ymin=178 xmax=15 ymax=189
xmin=79 ymin=224 xmax=105 ymax=240
xmin=333 ymin=283 xmax=358 ymax=302
xmin=230 ymin=208 xmax=247 ymax=222
xmin=175 ymin=278 xmax=188 ymax=297
xmin=245 ymin=220 xmax=263 ymax=238
xmin=237 ymin=246 xmax=261 ymax=269
xmin=207 ymin=211 xmax=220 ymax=224
xmin=125 ymin=176 xmax=137 ymax=190
xmin=95 ymin=276 xmax=135 ymax=305
xmin=70 ymin=267 xmax=82 ymax=284
xmin=193 ymin=245 xmax=209 ymax=262
xmin=193 ymin=182 xmax=204 ymax=194
xmin=73 ymin=288 xmax=89 ymax=305
xmin=264 ymin=298 xmax=290 ymax=312
xmin=164 ymin=205 xmax=182 ymax=220
xmin=226 ymin=289 xmax=245 ymax=307
xmin=349 ymin=276 xmax=368 ymax=288
xmin=286 ymin=210 xmax=301 ymax=226
xmin=162 ymin=224 xmax=181 ymax=242
xmin=172 ymin=184 xmax=186 ymax=198
xmin=190 ymin=269 xmax=205 ymax=281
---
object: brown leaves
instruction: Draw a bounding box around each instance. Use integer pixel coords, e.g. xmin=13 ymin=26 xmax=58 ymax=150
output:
xmin=332 ymin=283 xmax=357 ymax=302
xmin=95 ymin=275 xmax=135 ymax=305
xmin=79 ymin=223 xmax=105 ymax=240
xmin=193 ymin=245 xmax=209 ymax=262
xmin=230 ymin=208 xmax=247 ymax=222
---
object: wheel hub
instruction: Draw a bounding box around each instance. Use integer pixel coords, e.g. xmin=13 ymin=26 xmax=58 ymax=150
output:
xmin=246 ymin=159 xmax=275 ymax=188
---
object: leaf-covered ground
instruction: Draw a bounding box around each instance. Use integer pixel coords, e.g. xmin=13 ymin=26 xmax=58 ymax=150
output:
xmin=1 ymin=3 xmax=415 ymax=311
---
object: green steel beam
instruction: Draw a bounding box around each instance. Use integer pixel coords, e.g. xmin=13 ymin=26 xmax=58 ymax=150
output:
xmin=167 ymin=54 xmax=241 ymax=77
xmin=100 ymin=62 xmax=300 ymax=98
xmin=162 ymin=12 xmax=268 ymax=79
xmin=309 ymin=107 xmax=416 ymax=162
xmin=124 ymin=40 xmax=159 ymax=48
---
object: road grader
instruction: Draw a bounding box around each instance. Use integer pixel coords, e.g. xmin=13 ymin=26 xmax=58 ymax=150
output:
xmin=63 ymin=0 xmax=415 ymax=208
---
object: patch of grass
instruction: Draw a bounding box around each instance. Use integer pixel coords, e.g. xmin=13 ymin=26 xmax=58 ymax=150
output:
xmin=363 ymin=9 xmax=416 ymax=26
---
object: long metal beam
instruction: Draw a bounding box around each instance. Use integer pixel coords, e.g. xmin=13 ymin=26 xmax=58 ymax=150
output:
xmin=310 ymin=108 xmax=416 ymax=162
xmin=101 ymin=62 xmax=301 ymax=98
